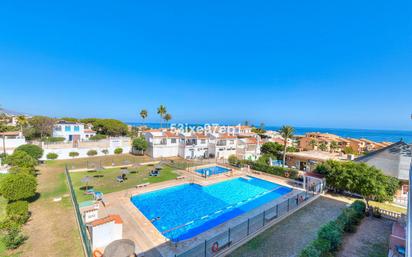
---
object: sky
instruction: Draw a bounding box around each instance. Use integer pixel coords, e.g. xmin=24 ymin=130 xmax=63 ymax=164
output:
xmin=0 ymin=0 xmax=411 ymax=130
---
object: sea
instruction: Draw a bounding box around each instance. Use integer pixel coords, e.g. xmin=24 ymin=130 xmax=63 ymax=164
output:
xmin=127 ymin=122 xmax=412 ymax=143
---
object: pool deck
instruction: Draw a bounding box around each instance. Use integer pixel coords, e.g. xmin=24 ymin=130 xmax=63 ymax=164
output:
xmin=84 ymin=168 xmax=307 ymax=257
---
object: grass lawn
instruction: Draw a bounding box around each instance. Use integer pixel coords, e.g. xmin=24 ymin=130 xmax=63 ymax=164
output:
xmin=70 ymin=165 xmax=179 ymax=202
xmin=369 ymin=201 xmax=406 ymax=214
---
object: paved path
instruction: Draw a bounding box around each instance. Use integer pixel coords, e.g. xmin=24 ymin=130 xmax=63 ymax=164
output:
xmin=228 ymin=196 xmax=347 ymax=257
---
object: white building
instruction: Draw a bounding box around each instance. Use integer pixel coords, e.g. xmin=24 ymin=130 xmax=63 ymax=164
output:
xmin=208 ymin=133 xmax=237 ymax=160
xmin=88 ymin=215 xmax=123 ymax=250
xmin=237 ymin=136 xmax=262 ymax=161
xmin=178 ymin=132 xmax=209 ymax=159
xmin=144 ymin=130 xmax=179 ymax=158
xmin=53 ymin=121 xmax=96 ymax=142
xmin=0 ymin=131 xmax=26 ymax=154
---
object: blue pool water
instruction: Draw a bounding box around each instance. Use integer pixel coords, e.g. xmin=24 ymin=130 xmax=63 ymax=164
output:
xmin=130 ymin=177 xmax=292 ymax=241
xmin=195 ymin=166 xmax=230 ymax=176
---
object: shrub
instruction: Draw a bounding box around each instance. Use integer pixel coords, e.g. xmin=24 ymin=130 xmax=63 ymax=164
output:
xmin=228 ymin=155 xmax=240 ymax=167
xmin=0 ymin=173 xmax=37 ymax=201
xmin=114 ymin=148 xmax=123 ymax=154
xmin=299 ymin=244 xmax=321 ymax=257
xmin=14 ymin=144 xmax=43 ymax=160
xmin=5 ymin=151 xmax=37 ymax=168
xmin=6 ymin=201 xmax=29 ymax=224
xmin=317 ymin=221 xmax=343 ymax=251
xmin=351 ymin=200 xmax=366 ymax=214
xmin=42 ymin=137 xmax=65 ymax=143
xmin=132 ymin=137 xmax=147 ymax=154
xmin=69 ymin=152 xmax=79 ymax=158
xmin=89 ymin=134 xmax=107 ymax=140
xmin=46 ymin=153 xmax=58 ymax=160
xmin=87 ymin=150 xmax=98 ymax=156
xmin=8 ymin=166 xmax=36 ymax=176
xmin=101 ymin=149 xmax=109 ymax=155
xmin=2 ymin=228 xmax=26 ymax=249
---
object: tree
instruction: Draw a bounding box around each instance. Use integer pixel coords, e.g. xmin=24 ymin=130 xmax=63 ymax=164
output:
xmin=316 ymin=160 xmax=400 ymax=208
xmin=132 ymin=137 xmax=148 ymax=155
xmin=157 ymin=105 xmax=167 ymax=128
xmin=228 ymin=155 xmax=240 ymax=166
xmin=318 ymin=142 xmax=328 ymax=152
xmin=140 ymin=109 xmax=148 ymax=124
xmin=16 ymin=116 xmax=28 ymax=133
xmin=60 ymin=117 xmax=79 ymax=123
xmin=261 ymin=142 xmax=283 ymax=160
xmin=279 ymin=125 xmax=294 ymax=167
xmin=308 ymin=139 xmax=317 ymax=149
xmin=15 ymin=144 xmax=43 ymax=160
xmin=5 ymin=151 xmax=37 ymax=168
xmin=69 ymin=152 xmax=79 ymax=158
xmin=87 ymin=150 xmax=97 ymax=156
xmin=342 ymin=146 xmax=356 ymax=155
xmin=0 ymin=173 xmax=37 ymax=201
xmin=164 ymin=113 xmax=172 ymax=126
xmin=330 ymin=141 xmax=339 ymax=153
xmin=91 ymin=119 xmax=128 ymax=136
xmin=28 ymin=116 xmax=55 ymax=139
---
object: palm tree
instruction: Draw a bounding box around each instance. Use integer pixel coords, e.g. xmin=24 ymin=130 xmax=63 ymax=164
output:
xmin=139 ymin=109 xmax=148 ymax=125
xmin=279 ymin=125 xmax=294 ymax=167
xmin=16 ymin=115 xmax=28 ymax=133
xmin=308 ymin=139 xmax=317 ymax=150
xmin=163 ymin=113 xmax=172 ymax=126
xmin=157 ymin=105 xmax=167 ymax=128
xmin=330 ymin=141 xmax=339 ymax=153
xmin=318 ymin=142 xmax=328 ymax=151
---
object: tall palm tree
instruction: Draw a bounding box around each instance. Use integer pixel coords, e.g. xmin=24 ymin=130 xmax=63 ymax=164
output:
xmin=16 ymin=115 xmax=28 ymax=133
xmin=279 ymin=125 xmax=295 ymax=167
xmin=157 ymin=105 xmax=167 ymax=128
xmin=164 ymin=113 xmax=172 ymax=126
xmin=139 ymin=109 xmax=148 ymax=125
xmin=309 ymin=139 xmax=317 ymax=150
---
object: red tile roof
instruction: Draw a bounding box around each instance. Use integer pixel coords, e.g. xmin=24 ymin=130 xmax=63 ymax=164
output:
xmin=90 ymin=215 xmax=123 ymax=227
xmin=0 ymin=131 xmax=20 ymax=136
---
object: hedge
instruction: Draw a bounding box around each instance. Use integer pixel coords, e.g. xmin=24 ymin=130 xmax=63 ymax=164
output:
xmin=242 ymin=160 xmax=299 ymax=179
xmin=299 ymin=200 xmax=366 ymax=257
xmin=46 ymin=153 xmax=58 ymax=160
xmin=6 ymin=201 xmax=29 ymax=224
xmin=87 ymin=150 xmax=98 ymax=156
xmin=14 ymin=144 xmax=43 ymax=160
xmin=114 ymin=148 xmax=123 ymax=154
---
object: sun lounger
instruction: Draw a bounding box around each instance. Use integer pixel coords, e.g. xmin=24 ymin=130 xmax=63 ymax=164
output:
xmin=176 ymin=176 xmax=186 ymax=180
xmin=116 ymin=176 xmax=124 ymax=182
xmin=136 ymin=182 xmax=150 ymax=188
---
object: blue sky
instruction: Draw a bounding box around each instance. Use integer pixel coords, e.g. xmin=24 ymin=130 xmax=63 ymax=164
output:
xmin=0 ymin=0 xmax=411 ymax=130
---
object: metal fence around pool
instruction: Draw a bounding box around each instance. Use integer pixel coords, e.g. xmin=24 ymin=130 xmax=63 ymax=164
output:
xmin=64 ymin=165 xmax=93 ymax=257
xmin=174 ymin=190 xmax=317 ymax=257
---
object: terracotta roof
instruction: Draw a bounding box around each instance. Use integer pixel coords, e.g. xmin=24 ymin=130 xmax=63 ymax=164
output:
xmin=218 ymin=133 xmax=237 ymax=139
xmin=0 ymin=131 xmax=20 ymax=136
xmin=84 ymin=129 xmax=96 ymax=133
xmin=90 ymin=215 xmax=123 ymax=227
xmin=163 ymin=131 xmax=179 ymax=138
xmin=194 ymin=133 xmax=208 ymax=139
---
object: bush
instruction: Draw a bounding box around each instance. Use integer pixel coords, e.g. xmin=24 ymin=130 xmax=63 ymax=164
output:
xmin=244 ymin=160 xmax=299 ymax=180
xmin=5 ymin=151 xmax=37 ymax=168
xmin=114 ymin=148 xmax=123 ymax=154
xmin=69 ymin=152 xmax=79 ymax=158
xmin=46 ymin=153 xmax=58 ymax=160
xmin=317 ymin=221 xmax=343 ymax=251
xmin=8 ymin=166 xmax=36 ymax=176
xmin=87 ymin=150 xmax=98 ymax=156
xmin=299 ymin=244 xmax=321 ymax=257
xmin=14 ymin=144 xmax=43 ymax=160
xmin=228 ymin=155 xmax=240 ymax=167
xmin=132 ymin=137 xmax=148 ymax=154
xmin=6 ymin=201 xmax=29 ymax=224
xmin=42 ymin=137 xmax=65 ymax=143
xmin=89 ymin=134 xmax=107 ymax=140
xmin=2 ymin=228 xmax=26 ymax=249
xmin=0 ymin=173 xmax=37 ymax=201
xmin=101 ymin=149 xmax=109 ymax=155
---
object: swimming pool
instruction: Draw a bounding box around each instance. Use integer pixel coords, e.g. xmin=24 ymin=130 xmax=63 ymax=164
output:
xmin=195 ymin=166 xmax=230 ymax=176
xmin=130 ymin=177 xmax=292 ymax=241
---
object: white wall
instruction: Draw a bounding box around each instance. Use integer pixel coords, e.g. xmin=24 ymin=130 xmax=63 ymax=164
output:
xmin=41 ymin=145 xmax=131 ymax=160
xmin=0 ymin=137 xmax=26 ymax=154
xmin=91 ymin=222 xmax=122 ymax=249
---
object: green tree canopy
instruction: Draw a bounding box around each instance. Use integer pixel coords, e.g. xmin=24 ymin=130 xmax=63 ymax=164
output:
xmin=261 ymin=142 xmax=283 ymax=159
xmin=0 ymin=173 xmax=37 ymax=201
xmin=14 ymin=144 xmax=43 ymax=160
xmin=91 ymin=119 xmax=128 ymax=136
xmin=316 ymin=160 xmax=400 ymax=207
xmin=132 ymin=137 xmax=148 ymax=154
xmin=6 ymin=151 xmax=37 ymax=168
xmin=28 ymin=116 xmax=55 ymax=139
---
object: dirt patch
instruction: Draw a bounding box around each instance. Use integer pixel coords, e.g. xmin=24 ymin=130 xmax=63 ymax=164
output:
xmin=229 ymin=196 xmax=347 ymax=257
xmin=337 ymin=217 xmax=393 ymax=257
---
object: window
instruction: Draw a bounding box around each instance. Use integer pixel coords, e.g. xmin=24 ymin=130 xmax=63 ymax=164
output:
xmin=160 ymin=138 xmax=167 ymax=145
xmin=74 ymin=126 xmax=80 ymax=132
xmin=171 ymin=138 xmax=177 ymax=144
xmin=201 ymin=139 xmax=206 ymax=144
xmin=230 ymin=140 xmax=234 ymax=144
xmin=65 ymin=126 xmax=71 ymax=132
xmin=54 ymin=126 xmax=62 ymax=131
